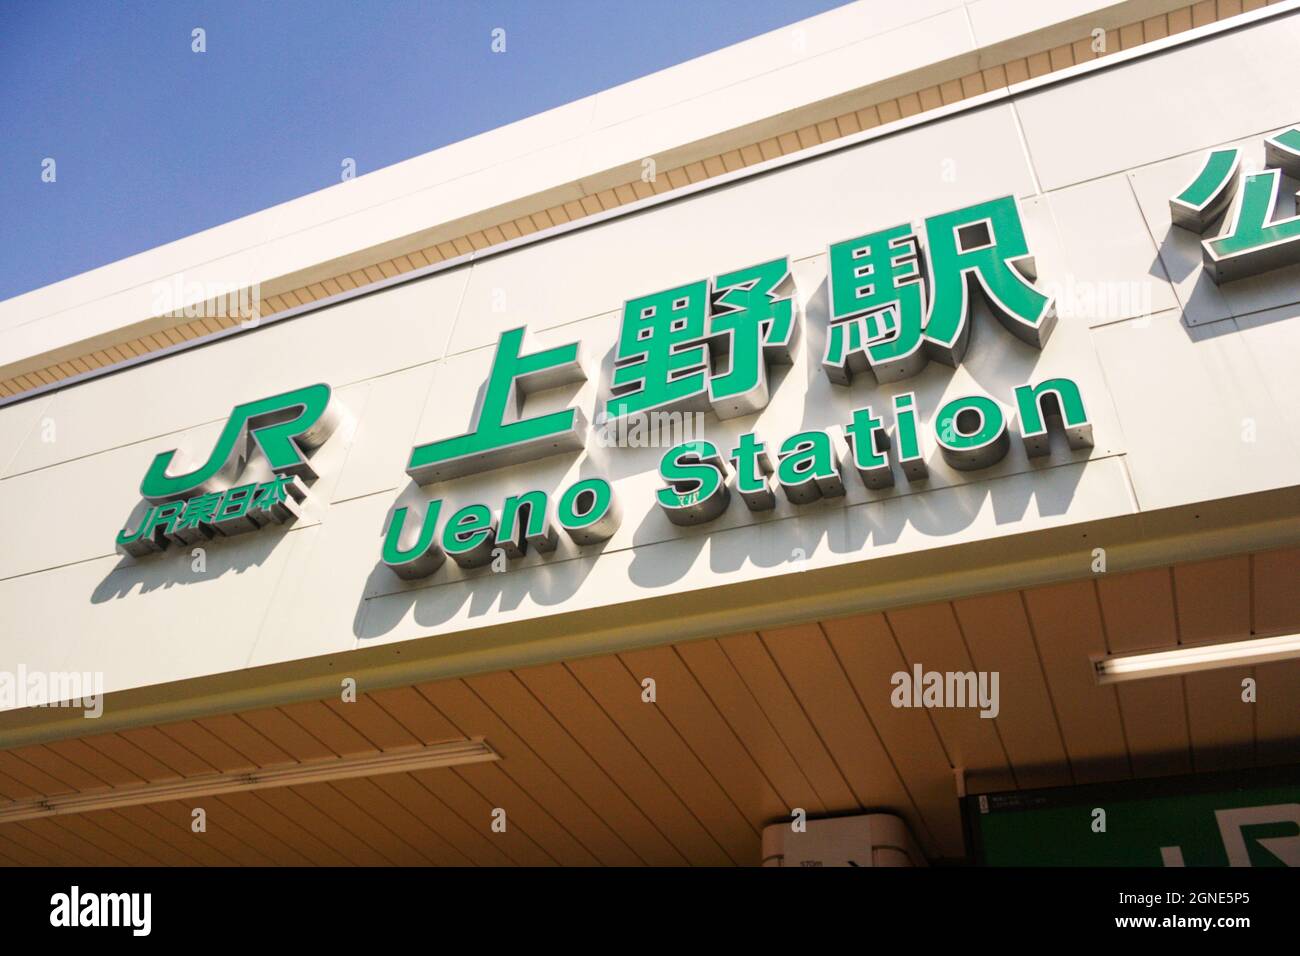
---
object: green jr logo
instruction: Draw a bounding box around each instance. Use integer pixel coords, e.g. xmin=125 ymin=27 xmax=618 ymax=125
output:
xmin=141 ymin=383 xmax=339 ymax=502
xmin=117 ymin=383 xmax=341 ymax=556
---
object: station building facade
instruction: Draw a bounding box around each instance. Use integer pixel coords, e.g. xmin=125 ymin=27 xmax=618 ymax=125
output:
xmin=0 ymin=0 xmax=1297 ymax=866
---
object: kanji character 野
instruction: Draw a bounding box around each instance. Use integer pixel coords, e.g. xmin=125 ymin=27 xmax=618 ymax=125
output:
xmin=606 ymin=256 xmax=798 ymax=420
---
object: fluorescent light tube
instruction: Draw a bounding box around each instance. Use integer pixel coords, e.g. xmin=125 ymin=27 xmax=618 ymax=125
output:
xmin=0 ymin=738 xmax=497 ymax=824
xmin=1094 ymin=633 xmax=1300 ymax=684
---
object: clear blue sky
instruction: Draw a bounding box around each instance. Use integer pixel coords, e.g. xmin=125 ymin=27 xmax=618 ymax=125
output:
xmin=0 ymin=0 xmax=850 ymax=302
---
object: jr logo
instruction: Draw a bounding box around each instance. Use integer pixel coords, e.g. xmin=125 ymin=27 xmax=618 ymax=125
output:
xmin=116 ymin=383 xmax=342 ymax=557
xmin=140 ymin=383 xmax=340 ymax=503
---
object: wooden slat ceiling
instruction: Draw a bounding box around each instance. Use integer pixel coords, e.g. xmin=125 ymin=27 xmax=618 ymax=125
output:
xmin=0 ymin=545 xmax=1296 ymax=865
xmin=0 ymin=0 xmax=1268 ymax=400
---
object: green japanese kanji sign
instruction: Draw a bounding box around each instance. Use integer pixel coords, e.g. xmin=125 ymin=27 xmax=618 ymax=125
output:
xmin=115 ymin=166 xmax=1299 ymax=575
xmin=605 ymin=257 xmax=798 ymax=421
xmin=1171 ymin=125 xmax=1300 ymax=283
xmin=405 ymin=326 xmax=587 ymax=485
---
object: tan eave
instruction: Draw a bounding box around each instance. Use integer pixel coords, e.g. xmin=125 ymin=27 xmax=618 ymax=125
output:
xmin=0 ymin=539 xmax=1296 ymax=865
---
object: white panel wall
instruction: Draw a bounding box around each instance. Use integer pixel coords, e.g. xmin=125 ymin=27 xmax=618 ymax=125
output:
xmin=2 ymin=12 xmax=1299 ymax=700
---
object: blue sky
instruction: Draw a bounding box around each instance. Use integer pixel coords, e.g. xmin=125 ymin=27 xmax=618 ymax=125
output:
xmin=0 ymin=0 xmax=850 ymax=302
